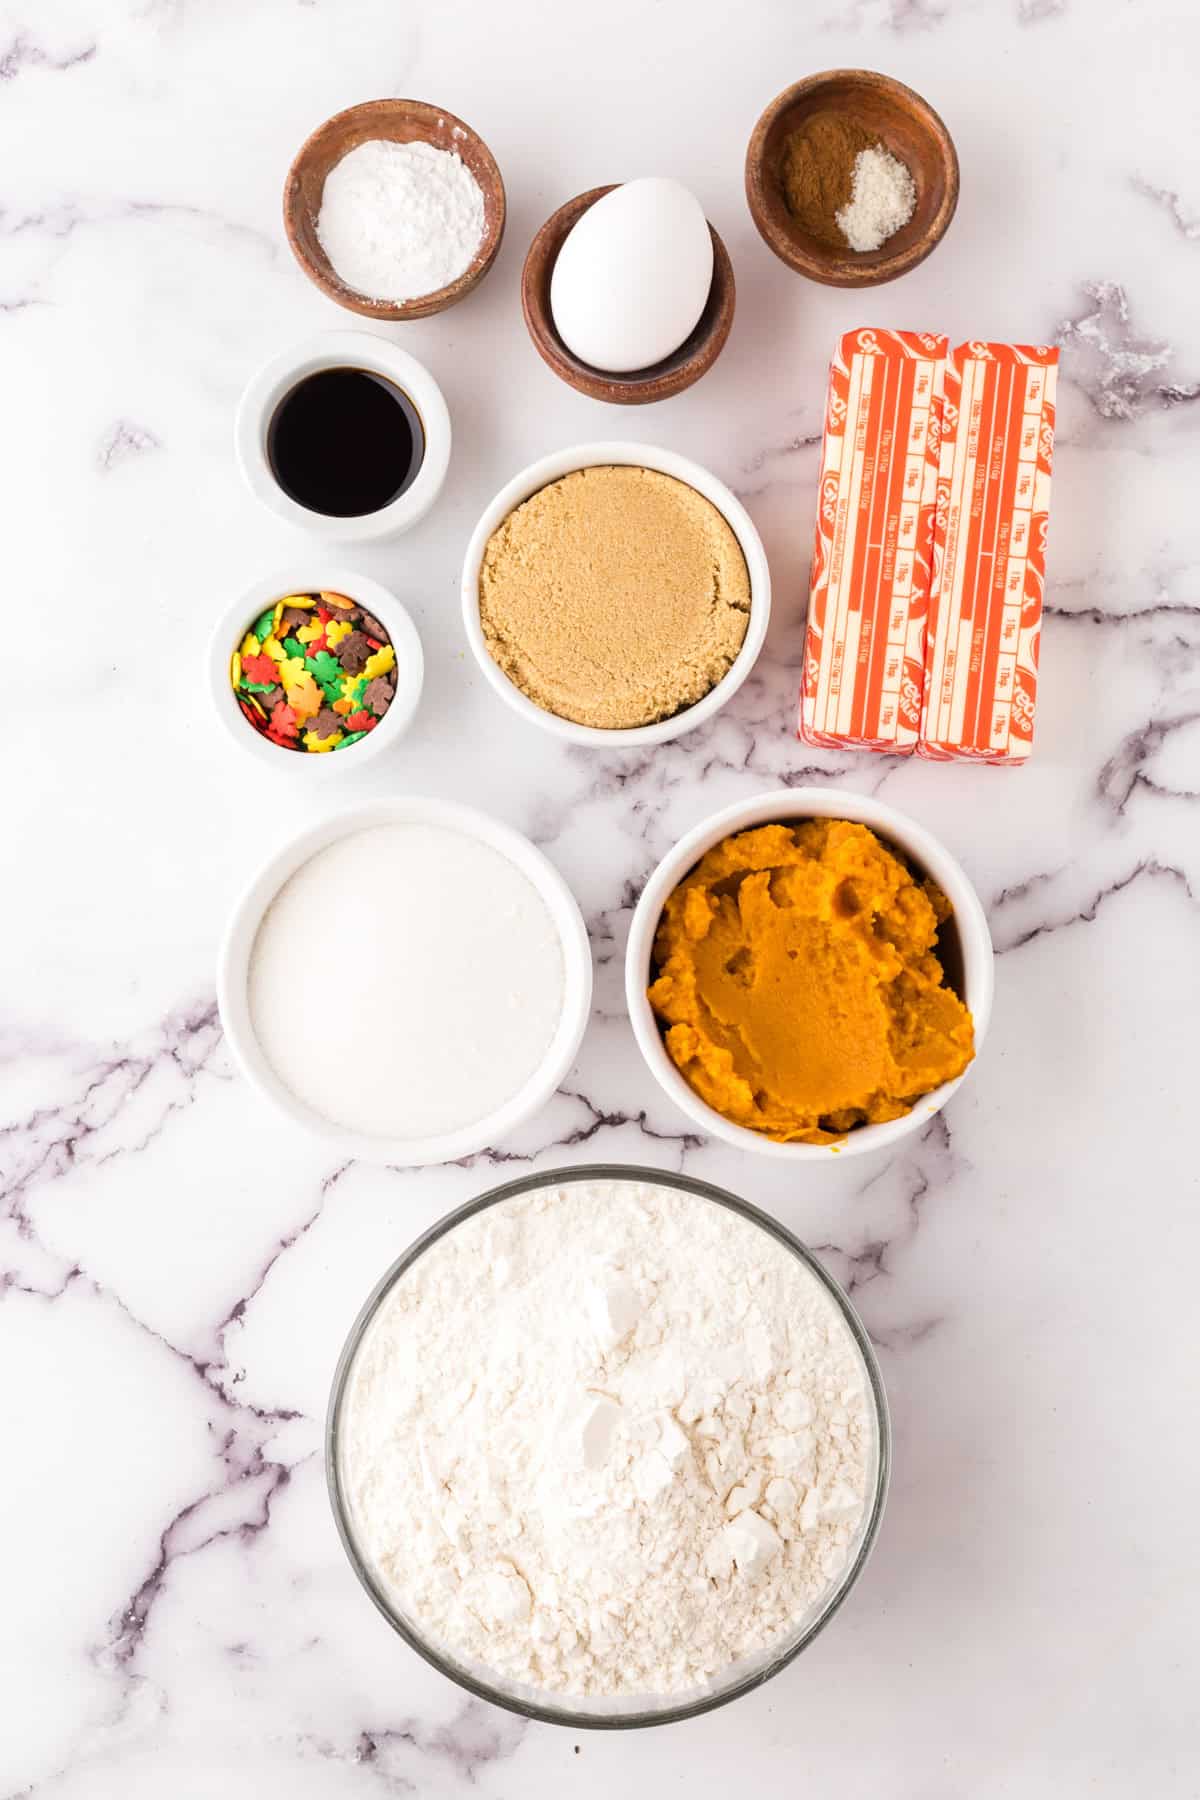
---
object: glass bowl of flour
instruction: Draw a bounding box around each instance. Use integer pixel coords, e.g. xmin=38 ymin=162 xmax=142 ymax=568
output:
xmin=327 ymin=1166 xmax=889 ymax=1727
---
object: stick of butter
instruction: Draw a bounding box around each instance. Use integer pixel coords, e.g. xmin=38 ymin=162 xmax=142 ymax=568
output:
xmin=918 ymin=341 xmax=1059 ymax=764
xmin=799 ymin=328 xmax=947 ymax=754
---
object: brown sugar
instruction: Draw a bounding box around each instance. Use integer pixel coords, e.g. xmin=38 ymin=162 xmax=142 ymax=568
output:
xmin=478 ymin=465 xmax=751 ymax=730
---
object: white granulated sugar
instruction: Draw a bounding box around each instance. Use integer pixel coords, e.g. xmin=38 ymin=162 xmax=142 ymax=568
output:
xmin=837 ymin=145 xmax=917 ymax=253
xmin=316 ymin=138 xmax=485 ymax=302
xmin=340 ymin=1178 xmax=875 ymax=1699
xmin=248 ymin=825 xmax=563 ymax=1141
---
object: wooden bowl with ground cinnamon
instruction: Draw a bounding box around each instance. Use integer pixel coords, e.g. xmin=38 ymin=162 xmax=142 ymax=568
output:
xmin=745 ymin=71 xmax=958 ymax=287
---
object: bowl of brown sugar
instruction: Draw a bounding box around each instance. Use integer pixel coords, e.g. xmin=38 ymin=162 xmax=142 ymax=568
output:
xmin=461 ymin=444 xmax=770 ymax=748
xmin=745 ymin=70 xmax=958 ymax=287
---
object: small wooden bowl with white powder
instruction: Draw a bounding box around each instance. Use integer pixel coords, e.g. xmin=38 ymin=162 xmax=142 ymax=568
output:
xmin=284 ymin=98 xmax=506 ymax=319
xmin=217 ymin=799 xmax=590 ymax=1165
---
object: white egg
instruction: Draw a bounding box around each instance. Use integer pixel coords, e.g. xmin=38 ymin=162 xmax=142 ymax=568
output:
xmin=549 ymin=177 xmax=715 ymax=375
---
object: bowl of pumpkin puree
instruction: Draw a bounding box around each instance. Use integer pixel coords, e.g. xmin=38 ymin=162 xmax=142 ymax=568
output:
xmin=625 ymin=790 xmax=993 ymax=1160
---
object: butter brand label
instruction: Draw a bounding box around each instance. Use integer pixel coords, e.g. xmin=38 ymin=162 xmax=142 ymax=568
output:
xmin=918 ymin=340 xmax=1058 ymax=764
xmin=800 ymin=328 xmax=947 ymax=753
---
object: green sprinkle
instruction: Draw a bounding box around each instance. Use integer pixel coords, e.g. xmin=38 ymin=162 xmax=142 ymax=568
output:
xmin=336 ymin=730 xmax=366 ymax=748
xmin=307 ymin=650 xmax=344 ymax=702
xmin=252 ymin=608 xmax=276 ymax=641
xmin=283 ymin=636 xmax=306 ymax=660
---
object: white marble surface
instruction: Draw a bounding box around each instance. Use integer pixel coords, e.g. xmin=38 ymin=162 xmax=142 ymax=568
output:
xmin=4 ymin=0 xmax=1199 ymax=1792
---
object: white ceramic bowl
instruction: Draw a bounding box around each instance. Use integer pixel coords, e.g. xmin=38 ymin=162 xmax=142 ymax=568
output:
xmin=625 ymin=788 xmax=994 ymax=1162
xmin=235 ymin=330 xmax=451 ymax=541
xmin=461 ymin=442 xmax=770 ymax=747
xmin=207 ymin=567 xmax=423 ymax=776
xmin=218 ymin=798 xmax=593 ymax=1165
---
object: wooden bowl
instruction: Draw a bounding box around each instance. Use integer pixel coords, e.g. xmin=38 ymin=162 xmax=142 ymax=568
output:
xmin=521 ymin=186 xmax=735 ymax=405
xmin=283 ymin=98 xmax=506 ymax=320
xmin=745 ymin=71 xmax=958 ymax=288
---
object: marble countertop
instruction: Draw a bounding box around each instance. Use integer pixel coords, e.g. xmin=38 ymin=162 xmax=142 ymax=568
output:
xmin=5 ymin=0 xmax=1198 ymax=1793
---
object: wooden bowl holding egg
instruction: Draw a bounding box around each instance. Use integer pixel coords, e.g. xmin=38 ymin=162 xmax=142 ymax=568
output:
xmin=521 ymin=183 xmax=735 ymax=405
xmin=284 ymin=98 xmax=506 ymax=321
xmin=745 ymin=70 xmax=958 ymax=287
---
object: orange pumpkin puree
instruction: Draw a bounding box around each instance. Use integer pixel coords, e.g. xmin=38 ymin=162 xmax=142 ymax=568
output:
xmin=648 ymin=820 xmax=975 ymax=1144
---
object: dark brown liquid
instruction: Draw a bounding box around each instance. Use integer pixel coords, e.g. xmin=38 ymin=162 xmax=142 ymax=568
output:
xmin=266 ymin=368 xmax=424 ymax=517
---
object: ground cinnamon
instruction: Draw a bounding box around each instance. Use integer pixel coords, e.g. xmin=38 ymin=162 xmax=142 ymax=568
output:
xmin=779 ymin=114 xmax=877 ymax=249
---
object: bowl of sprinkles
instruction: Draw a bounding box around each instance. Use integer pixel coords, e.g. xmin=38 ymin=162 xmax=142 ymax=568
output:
xmin=209 ymin=568 xmax=423 ymax=772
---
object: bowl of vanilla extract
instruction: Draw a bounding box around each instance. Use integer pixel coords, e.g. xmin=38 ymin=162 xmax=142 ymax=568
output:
xmin=236 ymin=330 xmax=451 ymax=541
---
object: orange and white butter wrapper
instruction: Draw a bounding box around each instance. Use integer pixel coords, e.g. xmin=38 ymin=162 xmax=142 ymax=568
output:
xmin=918 ymin=341 xmax=1058 ymax=764
xmin=799 ymin=328 xmax=947 ymax=753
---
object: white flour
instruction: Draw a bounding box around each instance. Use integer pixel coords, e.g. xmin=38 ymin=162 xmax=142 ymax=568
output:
xmin=317 ymin=139 xmax=485 ymax=301
xmin=837 ymin=145 xmax=916 ymax=253
xmin=248 ymin=825 xmax=563 ymax=1141
xmin=340 ymin=1177 xmax=875 ymax=1699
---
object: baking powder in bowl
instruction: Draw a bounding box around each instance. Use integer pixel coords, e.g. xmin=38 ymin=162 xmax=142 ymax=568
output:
xmin=338 ymin=1176 xmax=875 ymax=1700
xmin=316 ymin=140 xmax=485 ymax=303
xmin=247 ymin=824 xmax=564 ymax=1140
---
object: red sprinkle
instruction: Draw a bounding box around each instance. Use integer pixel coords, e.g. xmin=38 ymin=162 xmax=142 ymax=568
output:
xmin=269 ymin=700 xmax=299 ymax=740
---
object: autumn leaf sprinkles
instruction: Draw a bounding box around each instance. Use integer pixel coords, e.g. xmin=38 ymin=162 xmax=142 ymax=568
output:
xmin=229 ymin=590 xmax=397 ymax=754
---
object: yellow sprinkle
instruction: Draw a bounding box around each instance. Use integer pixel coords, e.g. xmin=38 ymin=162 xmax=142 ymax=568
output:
xmin=261 ymin=634 xmax=286 ymax=663
xmin=272 ymin=600 xmax=285 ymax=632
xmin=325 ymin=619 xmax=351 ymax=649
xmin=230 ymin=651 xmax=242 ymax=689
xmin=278 ymin=592 xmax=313 ymax=610
xmin=239 ymin=632 xmax=259 ymax=660
xmin=361 ymin=644 xmax=395 ymax=682
xmin=303 ymin=729 xmax=343 ymax=753
xmin=296 ymin=622 xmax=323 ymax=645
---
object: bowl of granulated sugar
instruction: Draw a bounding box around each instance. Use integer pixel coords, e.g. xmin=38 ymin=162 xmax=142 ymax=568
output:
xmin=217 ymin=798 xmax=590 ymax=1165
xmin=284 ymin=98 xmax=506 ymax=320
